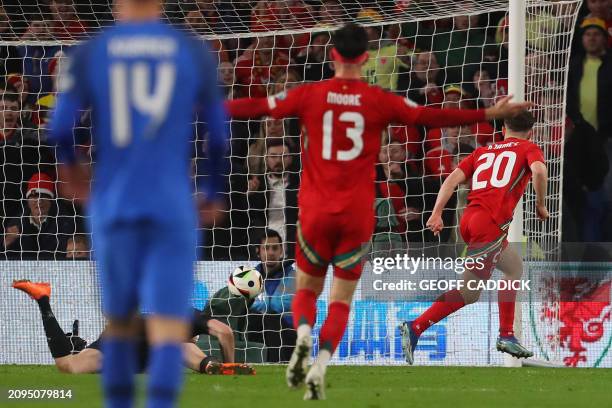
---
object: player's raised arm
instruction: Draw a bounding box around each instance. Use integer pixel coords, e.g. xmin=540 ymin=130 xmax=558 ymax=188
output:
xmin=426 ymin=167 xmax=468 ymax=236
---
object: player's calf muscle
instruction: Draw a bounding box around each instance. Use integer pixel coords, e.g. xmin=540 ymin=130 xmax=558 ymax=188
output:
xmin=329 ymin=277 xmax=359 ymax=304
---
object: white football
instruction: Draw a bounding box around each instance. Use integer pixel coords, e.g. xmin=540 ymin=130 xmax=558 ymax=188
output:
xmin=228 ymin=266 xmax=263 ymax=299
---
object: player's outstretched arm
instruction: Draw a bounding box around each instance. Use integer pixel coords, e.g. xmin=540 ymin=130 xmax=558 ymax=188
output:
xmin=390 ymin=93 xmax=532 ymax=128
xmin=530 ymin=161 xmax=549 ymax=220
xmin=226 ymin=85 xmax=306 ymax=120
xmin=225 ymin=97 xmax=273 ymax=119
xmin=426 ymin=168 xmax=467 ymax=236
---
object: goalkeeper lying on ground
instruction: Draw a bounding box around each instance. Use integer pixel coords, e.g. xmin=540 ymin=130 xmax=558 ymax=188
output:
xmin=12 ymin=280 xmax=254 ymax=375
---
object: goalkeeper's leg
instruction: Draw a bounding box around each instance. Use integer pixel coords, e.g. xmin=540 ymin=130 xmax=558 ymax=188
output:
xmin=11 ymin=280 xmax=90 ymax=369
xmin=182 ymin=341 xmax=255 ymax=375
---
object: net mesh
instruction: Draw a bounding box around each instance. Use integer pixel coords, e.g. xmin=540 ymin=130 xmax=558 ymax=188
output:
xmin=1 ymin=0 xmax=595 ymax=367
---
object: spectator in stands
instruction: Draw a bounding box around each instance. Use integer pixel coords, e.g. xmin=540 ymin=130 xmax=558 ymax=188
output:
xmin=568 ymin=18 xmax=611 ymax=135
xmin=49 ymin=0 xmax=88 ymax=39
xmin=184 ymin=1 xmax=221 ymax=34
xmin=0 ymin=91 xmax=22 ymax=141
xmin=247 ymin=138 xmax=299 ymax=258
xmin=0 ymin=92 xmax=55 ymax=225
xmin=563 ymin=117 xmax=610 ymax=241
xmin=247 ymin=229 xmax=297 ymax=362
xmin=18 ymin=16 xmax=60 ymax=101
xmin=0 ymin=6 xmax=22 ymax=75
xmin=65 ymin=234 xmax=90 ymax=260
xmin=567 ymin=17 xmax=612 ymax=240
xmin=316 ymin=0 xmax=344 ymax=27
xmin=294 ymin=32 xmax=334 ymax=82
xmin=269 ymin=69 xmax=303 ymax=93
xmin=2 ymin=173 xmax=75 ymax=260
xmin=397 ymin=51 xmax=444 ymax=105
xmin=424 ymin=125 xmax=459 ymax=177
xmin=390 ymin=123 xmax=422 ymax=155
xmin=361 ymin=23 xmax=411 ymax=91
xmin=441 ymin=84 xmax=469 ymax=109
xmin=31 ymin=51 xmax=64 ymax=126
xmin=20 ymin=17 xmax=52 ymax=42
xmin=234 ymin=35 xmax=289 ymax=97
xmin=431 ymin=14 xmax=489 ymax=83
xmin=494 ymin=15 xmax=510 ymax=78
xmin=218 ymin=61 xmax=236 ymax=99
xmin=247 ymin=118 xmax=287 ymax=176
xmin=584 ymin=0 xmax=612 ymax=47
xmin=6 ymin=74 xmax=30 ymax=111
xmin=470 ymin=68 xmax=497 ymax=109
xmin=375 ymin=142 xmax=418 ymax=245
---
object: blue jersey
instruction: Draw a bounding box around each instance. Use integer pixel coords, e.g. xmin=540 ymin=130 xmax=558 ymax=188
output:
xmin=49 ymin=20 xmax=227 ymax=227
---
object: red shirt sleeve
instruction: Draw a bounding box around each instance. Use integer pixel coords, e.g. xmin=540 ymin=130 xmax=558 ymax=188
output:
xmin=526 ymin=143 xmax=545 ymax=166
xmin=457 ymin=151 xmax=477 ymax=179
xmin=224 ymin=84 xmax=308 ymax=119
xmin=382 ymin=91 xmax=486 ymax=127
xmin=268 ymin=85 xmax=307 ymax=119
xmin=382 ymin=92 xmax=421 ymax=124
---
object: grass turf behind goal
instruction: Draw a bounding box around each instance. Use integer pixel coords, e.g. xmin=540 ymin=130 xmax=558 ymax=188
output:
xmin=1 ymin=365 xmax=610 ymax=408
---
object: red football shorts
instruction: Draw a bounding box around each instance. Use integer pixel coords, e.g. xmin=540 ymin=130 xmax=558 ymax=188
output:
xmin=459 ymin=207 xmax=509 ymax=279
xmin=295 ymin=207 xmax=374 ymax=281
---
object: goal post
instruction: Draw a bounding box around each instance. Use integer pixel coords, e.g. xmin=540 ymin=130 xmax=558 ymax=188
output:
xmin=506 ymin=0 xmax=527 ymax=368
xmin=0 ymin=0 xmax=585 ymax=366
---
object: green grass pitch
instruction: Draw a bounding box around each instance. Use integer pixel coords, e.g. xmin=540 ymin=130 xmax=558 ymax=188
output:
xmin=1 ymin=365 xmax=611 ymax=407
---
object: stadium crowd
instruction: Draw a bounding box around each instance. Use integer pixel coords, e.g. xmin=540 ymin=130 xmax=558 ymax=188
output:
xmin=0 ymin=0 xmax=611 ymax=266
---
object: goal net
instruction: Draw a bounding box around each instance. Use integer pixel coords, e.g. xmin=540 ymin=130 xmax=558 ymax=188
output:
xmin=1 ymin=0 xmax=593 ymax=367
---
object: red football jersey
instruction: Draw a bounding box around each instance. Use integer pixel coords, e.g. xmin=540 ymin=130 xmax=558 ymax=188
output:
xmin=457 ymin=137 xmax=545 ymax=226
xmin=266 ymin=78 xmax=425 ymax=214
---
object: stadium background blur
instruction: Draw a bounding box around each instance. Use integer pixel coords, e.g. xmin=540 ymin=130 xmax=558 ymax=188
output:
xmin=0 ymin=0 xmax=611 ymax=368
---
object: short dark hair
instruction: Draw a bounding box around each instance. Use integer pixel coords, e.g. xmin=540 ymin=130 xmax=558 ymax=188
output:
xmin=257 ymin=229 xmax=283 ymax=246
xmin=504 ymin=110 xmax=536 ymax=132
xmin=332 ymin=23 xmax=368 ymax=60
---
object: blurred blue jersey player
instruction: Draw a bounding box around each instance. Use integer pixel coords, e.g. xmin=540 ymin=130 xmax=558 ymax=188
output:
xmin=48 ymin=0 xmax=227 ymax=407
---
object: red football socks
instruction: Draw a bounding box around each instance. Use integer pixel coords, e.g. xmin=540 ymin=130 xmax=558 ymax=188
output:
xmin=319 ymin=302 xmax=350 ymax=353
xmin=411 ymin=289 xmax=465 ymax=336
xmin=292 ymin=289 xmax=318 ymax=329
xmin=498 ymin=282 xmax=517 ymax=337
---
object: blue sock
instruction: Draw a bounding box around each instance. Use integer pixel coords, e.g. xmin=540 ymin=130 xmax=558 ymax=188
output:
xmin=101 ymin=338 xmax=137 ymax=408
xmin=147 ymin=343 xmax=184 ymax=408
